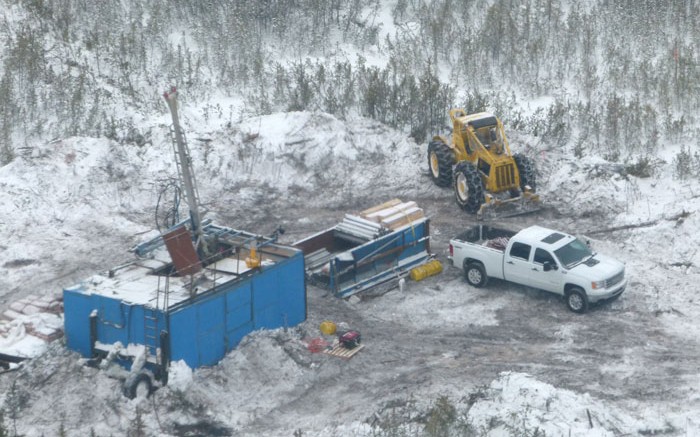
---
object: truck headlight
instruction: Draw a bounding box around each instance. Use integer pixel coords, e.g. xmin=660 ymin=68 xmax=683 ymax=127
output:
xmin=591 ymin=280 xmax=606 ymax=289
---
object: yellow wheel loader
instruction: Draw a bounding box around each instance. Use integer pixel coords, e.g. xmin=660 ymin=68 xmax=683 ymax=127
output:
xmin=428 ymin=109 xmax=540 ymax=218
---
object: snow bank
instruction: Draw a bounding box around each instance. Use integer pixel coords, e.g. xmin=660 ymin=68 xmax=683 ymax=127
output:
xmin=468 ymin=372 xmax=644 ymax=437
xmin=316 ymin=372 xmax=656 ymax=437
xmin=198 ymin=111 xmax=429 ymax=210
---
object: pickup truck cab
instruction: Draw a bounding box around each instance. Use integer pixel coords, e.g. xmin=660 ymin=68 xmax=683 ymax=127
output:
xmin=449 ymin=225 xmax=627 ymax=313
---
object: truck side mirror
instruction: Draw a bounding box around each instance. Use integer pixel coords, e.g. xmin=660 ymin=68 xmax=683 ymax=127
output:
xmin=543 ymin=261 xmax=557 ymax=272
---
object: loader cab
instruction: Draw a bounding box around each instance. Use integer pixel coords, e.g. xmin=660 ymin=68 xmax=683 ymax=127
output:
xmin=472 ymin=123 xmax=503 ymax=154
xmin=475 ymin=129 xmax=489 ymax=147
xmin=486 ymin=126 xmax=504 ymax=154
xmin=460 ymin=114 xmax=496 ymax=149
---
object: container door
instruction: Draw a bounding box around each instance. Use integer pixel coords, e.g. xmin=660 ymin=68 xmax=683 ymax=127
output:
xmin=196 ymin=297 xmax=226 ymax=366
xmin=225 ymin=282 xmax=253 ymax=350
xmin=252 ymin=269 xmax=281 ymax=329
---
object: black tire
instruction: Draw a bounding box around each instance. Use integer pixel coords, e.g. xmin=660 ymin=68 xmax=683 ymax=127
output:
xmin=464 ymin=262 xmax=488 ymax=287
xmin=123 ymin=371 xmax=153 ymax=400
xmin=513 ymin=154 xmax=537 ymax=192
xmin=428 ymin=140 xmax=454 ymax=187
xmin=566 ymin=287 xmax=589 ymax=314
xmin=453 ymin=162 xmax=485 ymax=214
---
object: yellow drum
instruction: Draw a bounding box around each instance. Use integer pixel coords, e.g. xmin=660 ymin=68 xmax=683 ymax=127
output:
xmin=319 ymin=320 xmax=337 ymax=335
xmin=409 ymin=259 xmax=443 ymax=281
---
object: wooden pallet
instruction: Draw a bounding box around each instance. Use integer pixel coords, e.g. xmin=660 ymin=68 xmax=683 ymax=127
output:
xmin=323 ymin=341 xmax=365 ymax=359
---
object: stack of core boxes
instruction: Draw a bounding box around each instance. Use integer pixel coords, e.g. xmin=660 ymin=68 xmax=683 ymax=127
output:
xmin=359 ymin=199 xmax=425 ymax=230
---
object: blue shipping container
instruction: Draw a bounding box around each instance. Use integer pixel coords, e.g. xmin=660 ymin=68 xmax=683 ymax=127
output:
xmin=64 ymin=224 xmax=306 ymax=373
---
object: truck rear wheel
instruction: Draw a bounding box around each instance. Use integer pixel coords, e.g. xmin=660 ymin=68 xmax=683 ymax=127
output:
xmin=428 ymin=140 xmax=453 ymax=187
xmin=453 ymin=162 xmax=485 ymax=214
xmin=566 ymin=287 xmax=588 ymax=314
xmin=464 ymin=262 xmax=488 ymax=287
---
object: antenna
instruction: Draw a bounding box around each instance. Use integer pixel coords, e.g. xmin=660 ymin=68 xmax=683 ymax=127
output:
xmin=163 ymin=87 xmax=208 ymax=255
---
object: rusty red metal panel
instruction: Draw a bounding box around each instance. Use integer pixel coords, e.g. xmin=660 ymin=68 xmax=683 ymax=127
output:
xmin=163 ymin=226 xmax=202 ymax=276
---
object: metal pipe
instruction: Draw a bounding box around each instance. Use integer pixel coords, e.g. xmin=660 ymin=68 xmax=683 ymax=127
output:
xmin=343 ymin=214 xmax=382 ymax=229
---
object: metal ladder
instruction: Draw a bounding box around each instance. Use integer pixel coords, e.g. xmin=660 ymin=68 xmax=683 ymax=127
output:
xmin=143 ymin=275 xmax=170 ymax=364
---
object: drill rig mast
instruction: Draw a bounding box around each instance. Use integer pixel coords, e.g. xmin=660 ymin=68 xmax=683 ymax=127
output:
xmin=162 ymin=87 xmax=208 ymax=256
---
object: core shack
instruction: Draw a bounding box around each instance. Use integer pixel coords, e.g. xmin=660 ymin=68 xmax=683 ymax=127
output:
xmin=63 ymin=223 xmax=307 ymax=386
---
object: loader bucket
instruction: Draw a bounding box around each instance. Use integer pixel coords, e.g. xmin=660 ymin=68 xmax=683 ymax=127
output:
xmin=476 ymin=191 xmax=541 ymax=220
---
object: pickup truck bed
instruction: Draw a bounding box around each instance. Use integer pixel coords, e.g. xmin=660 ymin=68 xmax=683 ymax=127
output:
xmin=453 ymin=225 xmax=516 ymax=250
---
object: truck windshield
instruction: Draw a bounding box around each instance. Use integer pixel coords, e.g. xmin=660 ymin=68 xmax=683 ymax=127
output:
xmin=553 ymin=239 xmax=592 ymax=268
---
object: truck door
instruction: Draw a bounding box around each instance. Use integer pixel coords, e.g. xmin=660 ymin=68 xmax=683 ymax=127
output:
xmin=529 ymin=248 xmax=564 ymax=294
xmin=503 ymin=242 xmax=532 ymax=285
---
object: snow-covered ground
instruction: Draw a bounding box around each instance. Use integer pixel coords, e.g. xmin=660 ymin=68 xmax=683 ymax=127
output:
xmin=1 ymin=107 xmax=700 ymax=436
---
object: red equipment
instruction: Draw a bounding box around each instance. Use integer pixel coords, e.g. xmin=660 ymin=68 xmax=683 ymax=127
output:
xmin=338 ymin=330 xmax=361 ymax=349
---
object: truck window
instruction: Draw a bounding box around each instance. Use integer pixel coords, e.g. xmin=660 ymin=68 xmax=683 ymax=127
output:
xmin=534 ymin=248 xmax=555 ymax=265
xmin=509 ymin=242 xmax=531 ymax=260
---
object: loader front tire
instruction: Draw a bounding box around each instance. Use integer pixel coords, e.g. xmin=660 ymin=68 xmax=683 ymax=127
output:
xmin=513 ymin=154 xmax=537 ymax=192
xmin=428 ymin=140 xmax=454 ymax=187
xmin=453 ymin=162 xmax=485 ymax=214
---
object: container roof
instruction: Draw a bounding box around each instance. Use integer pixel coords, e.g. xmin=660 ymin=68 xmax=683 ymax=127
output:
xmin=66 ymin=223 xmax=295 ymax=308
xmin=67 ymin=246 xmax=264 ymax=307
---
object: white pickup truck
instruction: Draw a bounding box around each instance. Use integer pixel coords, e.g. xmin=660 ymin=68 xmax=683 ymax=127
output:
xmin=449 ymin=225 xmax=627 ymax=313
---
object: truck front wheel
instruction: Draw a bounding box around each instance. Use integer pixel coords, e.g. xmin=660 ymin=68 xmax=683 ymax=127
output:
xmin=465 ymin=262 xmax=488 ymax=287
xmin=566 ymin=287 xmax=589 ymax=314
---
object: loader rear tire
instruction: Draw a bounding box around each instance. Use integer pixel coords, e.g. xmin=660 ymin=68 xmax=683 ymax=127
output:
xmin=453 ymin=162 xmax=485 ymax=214
xmin=513 ymin=154 xmax=537 ymax=192
xmin=428 ymin=140 xmax=453 ymax=187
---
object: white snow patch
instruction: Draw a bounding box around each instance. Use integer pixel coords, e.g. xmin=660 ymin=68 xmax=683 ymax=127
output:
xmin=0 ymin=312 xmax=63 ymax=358
xmin=167 ymin=360 xmax=193 ymax=391
xmin=467 ymin=372 xmax=653 ymax=437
